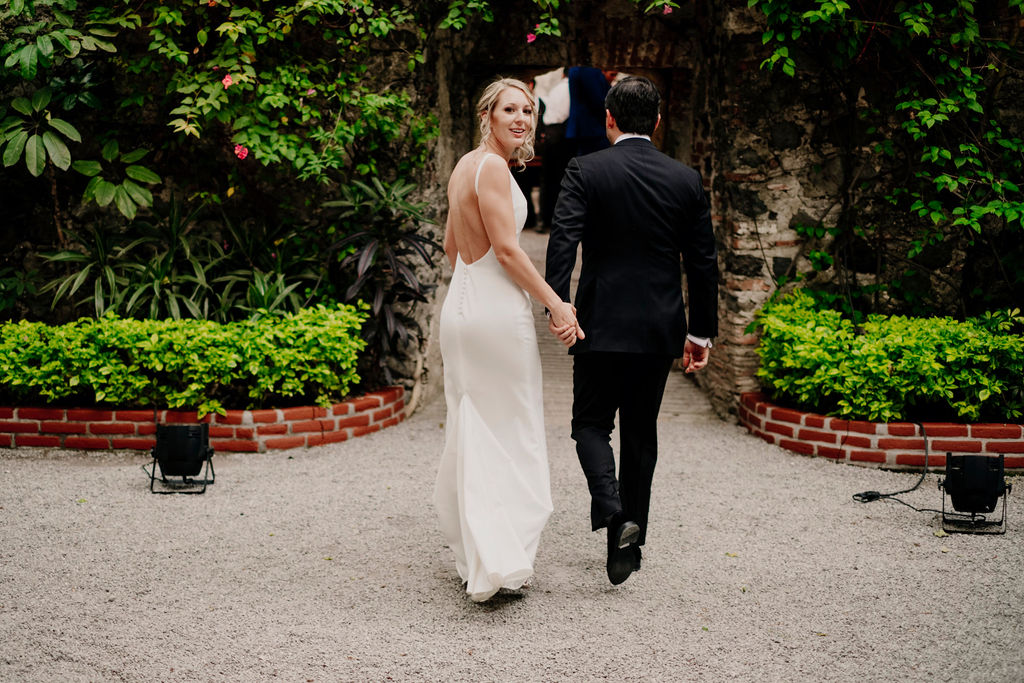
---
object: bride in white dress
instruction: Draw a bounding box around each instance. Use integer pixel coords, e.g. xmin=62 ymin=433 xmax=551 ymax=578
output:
xmin=433 ymin=78 xmax=583 ymax=602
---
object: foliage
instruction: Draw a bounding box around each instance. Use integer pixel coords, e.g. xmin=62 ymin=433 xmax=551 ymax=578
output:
xmin=749 ymin=0 xmax=1024 ymax=315
xmin=72 ymin=142 xmax=161 ymax=220
xmin=324 ymin=178 xmax=440 ymax=385
xmin=754 ymin=290 xmax=1024 ymax=422
xmin=41 ymin=195 xmax=320 ymax=322
xmin=0 ymin=304 xmax=367 ymax=417
xmin=1 ymin=0 xmax=438 ymax=198
xmin=2 ymin=0 xmax=673 ymax=389
xmin=0 ymin=265 xmax=40 ymax=319
xmin=0 ymin=87 xmax=81 ymax=176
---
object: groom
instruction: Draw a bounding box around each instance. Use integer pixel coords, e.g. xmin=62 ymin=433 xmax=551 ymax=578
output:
xmin=545 ymin=76 xmax=719 ymax=585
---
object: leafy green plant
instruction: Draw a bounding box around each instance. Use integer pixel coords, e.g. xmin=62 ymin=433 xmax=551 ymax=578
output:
xmin=213 ymin=270 xmax=304 ymax=321
xmin=41 ymin=224 xmax=137 ymax=316
xmin=324 ymin=177 xmax=440 ymax=384
xmin=749 ymin=0 xmax=1024 ymax=314
xmin=0 ymin=304 xmax=367 ymax=416
xmin=0 ymin=87 xmax=81 ymax=176
xmin=118 ymin=195 xmax=224 ymax=320
xmin=72 ymin=141 xmax=161 ymax=220
xmin=754 ymin=290 xmax=1024 ymax=422
xmin=0 ymin=265 xmax=40 ymax=319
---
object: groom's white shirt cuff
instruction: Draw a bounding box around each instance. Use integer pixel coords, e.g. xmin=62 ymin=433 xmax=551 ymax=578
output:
xmin=687 ymin=334 xmax=712 ymax=348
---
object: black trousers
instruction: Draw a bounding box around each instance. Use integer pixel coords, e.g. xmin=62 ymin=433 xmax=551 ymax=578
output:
xmin=571 ymin=352 xmax=673 ymax=545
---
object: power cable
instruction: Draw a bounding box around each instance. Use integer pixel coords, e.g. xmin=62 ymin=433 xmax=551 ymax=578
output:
xmin=851 ymin=422 xmax=979 ymax=520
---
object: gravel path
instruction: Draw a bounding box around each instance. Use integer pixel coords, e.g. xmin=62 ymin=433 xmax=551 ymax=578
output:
xmin=2 ymin=230 xmax=1022 ymax=681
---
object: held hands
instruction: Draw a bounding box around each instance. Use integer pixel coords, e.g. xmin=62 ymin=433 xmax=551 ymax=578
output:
xmin=682 ymin=338 xmax=710 ymax=373
xmin=548 ymin=301 xmax=584 ymax=348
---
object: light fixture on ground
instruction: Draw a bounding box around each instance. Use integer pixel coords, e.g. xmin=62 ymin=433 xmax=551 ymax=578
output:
xmin=938 ymin=453 xmax=1011 ymax=534
xmin=148 ymin=423 xmax=215 ymax=494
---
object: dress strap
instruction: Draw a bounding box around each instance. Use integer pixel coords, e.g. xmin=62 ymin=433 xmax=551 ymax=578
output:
xmin=474 ymin=152 xmax=502 ymax=196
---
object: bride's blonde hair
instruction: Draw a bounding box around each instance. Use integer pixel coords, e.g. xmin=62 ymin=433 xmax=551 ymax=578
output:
xmin=477 ymin=77 xmax=537 ymax=170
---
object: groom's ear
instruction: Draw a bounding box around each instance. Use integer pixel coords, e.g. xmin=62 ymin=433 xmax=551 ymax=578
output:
xmin=605 ymin=110 xmax=615 ymax=130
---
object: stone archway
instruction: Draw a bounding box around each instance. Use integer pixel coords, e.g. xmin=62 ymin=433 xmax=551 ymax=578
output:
xmin=416 ymin=0 xmax=781 ymax=419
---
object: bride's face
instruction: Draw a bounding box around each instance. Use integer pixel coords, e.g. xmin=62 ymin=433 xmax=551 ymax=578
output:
xmin=485 ymin=87 xmax=533 ymax=153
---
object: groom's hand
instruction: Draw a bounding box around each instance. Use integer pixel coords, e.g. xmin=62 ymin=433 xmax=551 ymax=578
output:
xmin=682 ymin=339 xmax=710 ymax=373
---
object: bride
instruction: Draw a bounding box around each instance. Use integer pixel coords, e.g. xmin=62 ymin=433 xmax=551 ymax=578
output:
xmin=433 ymin=78 xmax=582 ymax=602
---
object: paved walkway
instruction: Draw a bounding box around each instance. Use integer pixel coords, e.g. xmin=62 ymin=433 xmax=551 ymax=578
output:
xmin=1 ymin=229 xmax=1022 ymax=682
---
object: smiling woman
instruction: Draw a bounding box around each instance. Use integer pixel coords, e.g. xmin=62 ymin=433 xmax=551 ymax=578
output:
xmin=432 ymin=76 xmax=583 ymax=602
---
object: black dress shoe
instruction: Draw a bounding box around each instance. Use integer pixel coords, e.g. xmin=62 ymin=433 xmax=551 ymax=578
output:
xmin=632 ymin=545 xmax=642 ymax=571
xmin=606 ymin=519 xmax=640 ymax=585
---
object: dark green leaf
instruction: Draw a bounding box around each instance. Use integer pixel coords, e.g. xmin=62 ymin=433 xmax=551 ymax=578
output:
xmin=36 ymin=35 xmax=54 ymax=59
xmin=82 ymin=175 xmax=102 ymax=200
xmin=94 ymin=179 xmax=116 ymax=206
xmin=113 ymin=185 xmax=137 ymax=219
xmin=121 ymin=179 xmax=153 ymax=208
xmin=24 ymin=134 xmax=45 ymax=176
xmin=31 ymin=88 xmax=52 ymax=112
xmin=11 ymin=97 xmax=32 ymax=116
xmin=72 ymin=159 xmax=103 ymax=177
xmin=101 ymin=139 xmax=119 ymax=161
xmin=3 ymin=130 xmax=29 ymax=167
xmin=119 ymin=148 xmax=148 ymax=163
xmin=48 ymin=118 xmax=81 ymax=142
xmin=41 ymin=131 xmax=71 ymax=170
xmin=19 ymin=44 xmax=38 ymax=80
xmin=124 ymin=164 xmax=161 ymax=184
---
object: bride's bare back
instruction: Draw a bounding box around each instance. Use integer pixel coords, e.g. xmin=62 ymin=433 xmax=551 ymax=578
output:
xmin=446 ymin=151 xmax=512 ymax=266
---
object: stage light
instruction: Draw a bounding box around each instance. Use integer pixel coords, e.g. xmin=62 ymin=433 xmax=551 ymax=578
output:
xmin=149 ymin=423 xmax=215 ymax=495
xmin=938 ymin=454 xmax=1011 ymax=534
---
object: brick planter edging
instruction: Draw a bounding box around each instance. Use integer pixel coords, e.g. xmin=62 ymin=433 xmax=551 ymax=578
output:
xmin=0 ymin=386 xmax=405 ymax=453
xmin=738 ymin=392 xmax=1024 ymax=472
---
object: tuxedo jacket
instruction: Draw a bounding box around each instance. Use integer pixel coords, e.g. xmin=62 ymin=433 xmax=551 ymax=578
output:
xmin=545 ymin=137 xmax=719 ymax=356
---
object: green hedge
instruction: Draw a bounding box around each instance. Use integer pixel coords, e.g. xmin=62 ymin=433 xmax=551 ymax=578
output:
xmin=0 ymin=305 xmax=367 ymax=417
xmin=754 ymin=291 xmax=1024 ymax=422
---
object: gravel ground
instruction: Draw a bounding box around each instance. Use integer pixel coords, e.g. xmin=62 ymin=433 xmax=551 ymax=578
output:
xmin=2 ymin=228 xmax=1022 ymax=681
xmin=2 ymin=386 xmax=1022 ymax=682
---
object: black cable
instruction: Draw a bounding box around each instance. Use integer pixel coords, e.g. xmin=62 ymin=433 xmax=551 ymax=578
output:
xmin=851 ymin=421 xmax=980 ymax=520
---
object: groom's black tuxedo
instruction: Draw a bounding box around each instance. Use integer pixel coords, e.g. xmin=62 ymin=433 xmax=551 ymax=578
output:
xmin=545 ymin=136 xmax=719 ymax=544
xmin=545 ymin=137 xmax=718 ymax=354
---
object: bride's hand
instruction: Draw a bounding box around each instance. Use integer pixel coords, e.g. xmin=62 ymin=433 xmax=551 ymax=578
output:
xmin=549 ymin=302 xmax=585 ymax=347
xmin=549 ymin=318 xmax=577 ymax=347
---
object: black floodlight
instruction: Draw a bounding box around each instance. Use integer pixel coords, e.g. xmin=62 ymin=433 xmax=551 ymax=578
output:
xmin=149 ymin=423 xmax=215 ymax=494
xmin=938 ymin=454 xmax=1011 ymax=534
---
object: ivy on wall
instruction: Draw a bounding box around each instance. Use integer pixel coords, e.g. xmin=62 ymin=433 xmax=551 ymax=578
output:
xmin=749 ymin=0 xmax=1024 ymax=316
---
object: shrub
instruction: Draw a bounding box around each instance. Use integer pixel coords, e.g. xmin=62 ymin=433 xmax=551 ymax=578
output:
xmin=754 ymin=290 xmax=1024 ymax=422
xmin=0 ymin=304 xmax=366 ymax=416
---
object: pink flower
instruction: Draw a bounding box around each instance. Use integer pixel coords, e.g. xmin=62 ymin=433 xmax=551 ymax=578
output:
xmin=233 ymin=144 xmax=249 ymax=160
xmin=526 ymin=33 xmax=537 ymax=43
xmin=306 ymin=88 xmax=316 ymax=96
xmin=663 ymin=5 xmax=673 ymax=14
xmin=221 ymin=74 xmax=233 ymax=89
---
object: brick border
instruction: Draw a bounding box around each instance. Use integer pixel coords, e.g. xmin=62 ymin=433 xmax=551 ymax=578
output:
xmin=0 ymin=386 xmax=405 ymax=453
xmin=738 ymin=392 xmax=1024 ymax=472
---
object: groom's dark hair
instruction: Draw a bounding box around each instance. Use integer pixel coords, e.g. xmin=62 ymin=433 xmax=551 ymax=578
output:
xmin=604 ymin=76 xmax=660 ymax=136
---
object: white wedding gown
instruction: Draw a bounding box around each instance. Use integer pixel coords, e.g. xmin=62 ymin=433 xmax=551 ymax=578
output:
xmin=434 ymin=154 xmax=553 ymax=602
